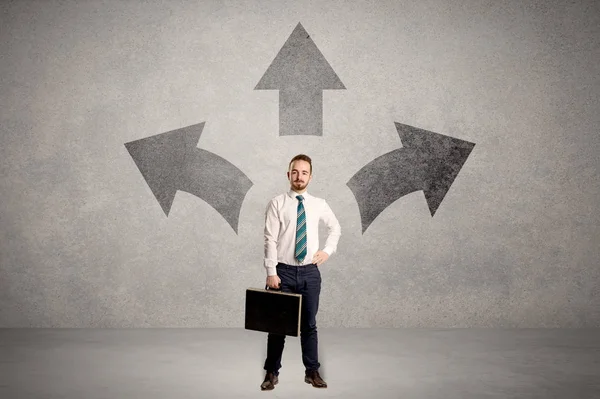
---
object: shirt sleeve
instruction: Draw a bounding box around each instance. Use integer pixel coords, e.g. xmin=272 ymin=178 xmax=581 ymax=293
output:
xmin=320 ymin=200 xmax=341 ymax=256
xmin=263 ymin=200 xmax=279 ymax=276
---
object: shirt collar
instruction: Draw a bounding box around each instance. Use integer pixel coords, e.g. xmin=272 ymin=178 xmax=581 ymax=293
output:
xmin=287 ymin=189 xmax=310 ymax=200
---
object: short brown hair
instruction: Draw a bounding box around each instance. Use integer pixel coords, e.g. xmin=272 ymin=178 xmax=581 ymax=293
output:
xmin=289 ymin=154 xmax=312 ymax=174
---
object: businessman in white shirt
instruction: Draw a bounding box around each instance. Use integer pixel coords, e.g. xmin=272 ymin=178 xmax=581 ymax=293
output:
xmin=260 ymin=154 xmax=341 ymax=391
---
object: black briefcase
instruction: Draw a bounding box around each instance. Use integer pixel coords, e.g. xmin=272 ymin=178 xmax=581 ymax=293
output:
xmin=245 ymin=287 xmax=302 ymax=336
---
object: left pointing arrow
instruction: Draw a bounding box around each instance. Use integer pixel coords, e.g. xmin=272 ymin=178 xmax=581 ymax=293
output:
xmin=124 ymin=122 xmax=253 ymax=234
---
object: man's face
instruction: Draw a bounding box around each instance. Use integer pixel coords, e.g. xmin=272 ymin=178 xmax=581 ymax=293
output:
xmin=287 ymin=160 xmax=312 ymax=192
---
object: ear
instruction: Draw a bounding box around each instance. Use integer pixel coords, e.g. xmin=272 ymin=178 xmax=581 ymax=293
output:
xmin=286 ymin=171 xmax=290 ymax=179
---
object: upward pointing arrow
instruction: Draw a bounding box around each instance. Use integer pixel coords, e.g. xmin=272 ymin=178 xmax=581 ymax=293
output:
xmin=255 ymin=22 xmax=345 ymax=136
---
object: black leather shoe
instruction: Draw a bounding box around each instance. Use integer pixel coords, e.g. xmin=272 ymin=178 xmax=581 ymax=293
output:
xmin=260 ymin=372 xmax=278 ymax=391
xmin=305 ymin=370 xmax=327 ymax=388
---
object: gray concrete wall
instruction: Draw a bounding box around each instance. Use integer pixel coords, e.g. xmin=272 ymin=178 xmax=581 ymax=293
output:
xmin=1 ymin=0 xmax=598 ymax=327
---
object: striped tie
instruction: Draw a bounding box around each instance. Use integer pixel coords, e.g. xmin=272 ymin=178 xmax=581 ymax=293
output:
xmin=295 ymin=195 xmax=307 ymax=263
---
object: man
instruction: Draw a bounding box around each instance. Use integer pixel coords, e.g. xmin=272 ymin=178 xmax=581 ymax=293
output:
xmin=260 ymin=154 xmax=341 ymax=391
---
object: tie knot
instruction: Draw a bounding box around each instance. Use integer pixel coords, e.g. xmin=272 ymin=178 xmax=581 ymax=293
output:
xmin=296 ymin=195 xmax=304 ymax=202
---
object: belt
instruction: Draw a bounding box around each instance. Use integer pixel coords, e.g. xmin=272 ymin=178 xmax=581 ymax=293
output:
xmin=276 ymin=262 xmax=317 ymax=269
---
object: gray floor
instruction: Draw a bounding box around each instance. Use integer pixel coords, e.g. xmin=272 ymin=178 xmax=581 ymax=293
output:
xmin=1 ymin=328 xmax=599 ymax=399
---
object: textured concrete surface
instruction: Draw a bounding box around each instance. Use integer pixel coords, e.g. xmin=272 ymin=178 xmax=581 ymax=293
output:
xmin=1 ymin=0 xmax=599 ymax=327
xmin=1 ymin=328 xmax=599 ymax=399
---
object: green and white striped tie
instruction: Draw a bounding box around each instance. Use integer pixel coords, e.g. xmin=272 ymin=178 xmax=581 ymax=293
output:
xmin=294 ymin=195 xmax=307 ymax=263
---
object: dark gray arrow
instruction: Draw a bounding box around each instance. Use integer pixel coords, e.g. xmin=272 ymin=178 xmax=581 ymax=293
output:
xmin=255 ymin=22 xmax=345 ymax=136
xmin=124 ymin=122 xmax=253 ymax=234
xmin=347 ymin=122 xmax=475 ymax=233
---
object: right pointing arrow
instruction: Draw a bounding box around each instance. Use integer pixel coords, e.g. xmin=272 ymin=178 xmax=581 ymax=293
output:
xmin=255 ymin=22 xmax=345 ymax=136
xmin=347 ymin=123 xmax=475 ymax=233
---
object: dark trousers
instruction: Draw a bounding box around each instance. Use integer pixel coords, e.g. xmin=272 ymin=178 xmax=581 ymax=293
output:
xmin=263 ymin=263 xmax=322 ymax=375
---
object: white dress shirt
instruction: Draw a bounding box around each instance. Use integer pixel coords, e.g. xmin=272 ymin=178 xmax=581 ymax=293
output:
xmin=264 ymin=190 xmax=341 ymax=276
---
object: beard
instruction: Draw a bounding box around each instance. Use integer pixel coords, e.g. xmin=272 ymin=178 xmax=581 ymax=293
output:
xmin=292 ymin=180 xmax=308 ymax=190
